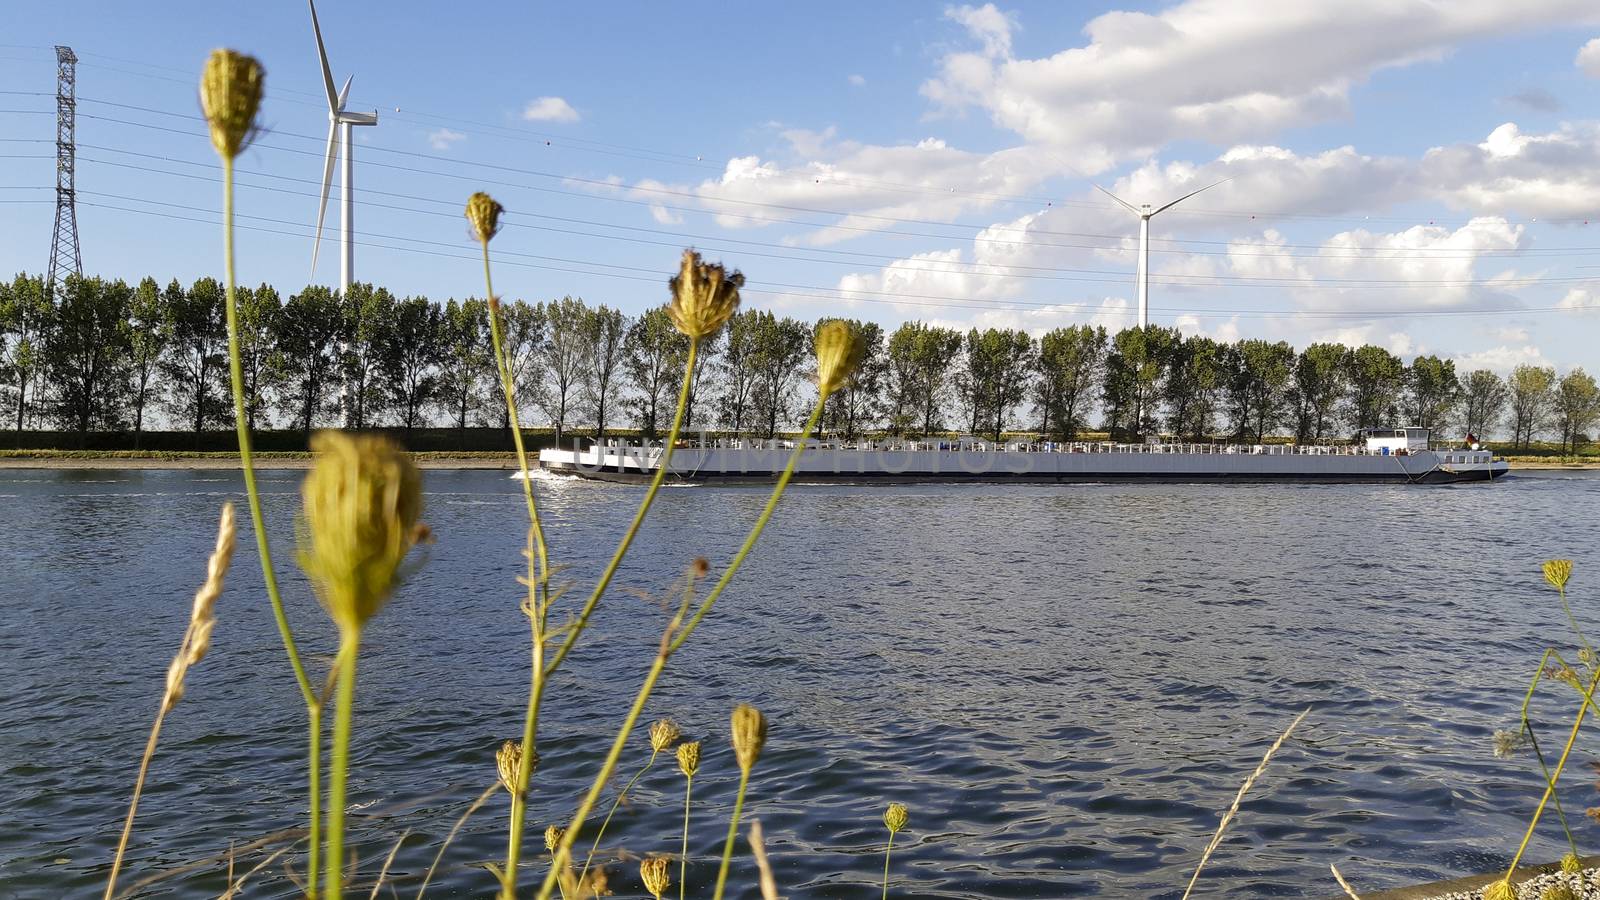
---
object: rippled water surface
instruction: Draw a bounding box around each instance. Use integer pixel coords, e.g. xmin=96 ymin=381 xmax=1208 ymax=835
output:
xmin=3 ymin=467 xmax=1600 ymax=898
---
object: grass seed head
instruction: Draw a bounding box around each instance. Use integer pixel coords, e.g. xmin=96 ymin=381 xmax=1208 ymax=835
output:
xmin=544 ymin=824 xmax=565 ymax=853
xmin=731 ymin=704 xmax=768 ymax=772
xmin=814 ymin=319 xmax=866 ymax=397
xmin=1492 ymin=728 xmax=1525 ymax=759
xmin=1546 ymin=559 xmax=1575 ymax=591
xmin=497 ymin=740 xmax=535 ymax=795
xmin=163 ymin=503 xmax=237 ymax=711
xmin=1544 ymin=883 xmax=1578 ymax=900
xmin=199 ymin=50 xmax=264 ymax=160
xmin=1484 ymin=878 xmax=1515 ymax=900
xmin=690 ymin=557 xmax=710 ymax=578
xmin=676 ymin=740 xmax=701 ymax=778
xmin=883 ymin=801 xmax=908 ymax=834
xmin=650 ymin=719 xmax=682 ymax=754
xmin=466 ymin=192 xmax=505 ymax=244
xmin=667 ymin=249 xmax=742 ymax=340
xmin=639 ymin=856 xmax=671 ymax=900
xmin=1563 ymin=852 xmax=1583 ymax=875
xmin=299 ymin=431 xmax=424 ymax=635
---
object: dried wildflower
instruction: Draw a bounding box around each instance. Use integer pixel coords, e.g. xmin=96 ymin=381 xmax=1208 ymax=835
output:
xmin=690 ymin=557 xmax=710 ymax=579
xmin=1483 ymin=878 xmax=1515 ymax=900
xmin=199 ymin=50 xmax=264 ymax=160
xmin=677 ymin=740 xmax=701 ymax=779
xmin=1546 ymin=560 xmax=1575 ymax=592
xmin=814 ymin=320 xmax=866 ymax=396
xmin=466 ymin=192 xmax=505 ymax=245
xmin=651 ymin=719 xmax=682 ymax=754
xmin=1588 ymin=806 xmax=1600 ymax=824
xmin=731 ymin=704 xmax=767 ymax=772
xmin=299 ymin=431 xmax=424 ymax=634
xmin=883 ymin=801 xmax=908 ymax=834
xmin=639 ymin=856 xmax=671 ymax=900
xmin=545 ymin=824 xmax=565 ymax=853
xmin=667 ymin=249 xmax=742 ymax=340
xmin=1548 ymin=663 xmax=1582 ymax=690
xmin=1543 ymin=883 xmax=1578 ymax=900
xmin=1581 ymin=648 xmax=1597 ymax=671
xmin=164 ymin=503 xmax=237 ymax=711
xmin=497 ymin=740 xmax=536 ymax=795
xmin=1563 ymin=852 xmax=1583 ymax=875
xmin=1493 ymin=729 xmax=1526 ymax=760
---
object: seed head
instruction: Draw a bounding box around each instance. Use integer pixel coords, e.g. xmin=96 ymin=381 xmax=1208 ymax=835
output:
xmin=667 ymin=249 xmax=742 ymax=340
xmin=814 ymin=319 xmax=866 ymax=397
xmin=1492 ymin=728 xmax=1525 ymax=760
xmin=164 ymin=503 xmax=237 ymax=711
xmin=690 ymin=557 xmax=710 ymax=579
xmin=466 ymin=192 xmax=505 ymax=244
xmin=1483 ymin=878 xmax=1515 ymax=900
xmin=731 ymin=704 xmax=767 ymax=772
xmin=650 ymin=718 xmax=681 ymax=754
xmin=676 ymin=740 xmax=701 ymax=779
xmin=1546 ymin=559 xmax=1575 ymax=592
xmin=1544 ymin=883 xmax=1578 ymax=900
xmin=199 ymin=50 xmax=264 ymax=160
xmin=639 ymin=856 xmax=671 ymax=900
xmin=1562 ymin=852 xmax=1583 ymax=875
xmin=299 ymin=431 xmax=425 ymax=635
xmin=883 ymin=801 xmax=908 ymax=834
xmin=544 ymin=824 xmax=565 ymax=853
xmin=497 ymin=740 xmax=536 ymax=795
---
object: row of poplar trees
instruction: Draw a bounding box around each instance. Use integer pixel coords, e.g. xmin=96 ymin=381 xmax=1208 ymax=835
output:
xmin=1 ymin=272 xmax=1596 ymax=449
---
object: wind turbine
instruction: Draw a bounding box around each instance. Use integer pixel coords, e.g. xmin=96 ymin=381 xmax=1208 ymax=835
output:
xmin=308 ymin=0 xmax=377 ymax=296
xmin=1094 ymin=179 xmax=1228 ymax=329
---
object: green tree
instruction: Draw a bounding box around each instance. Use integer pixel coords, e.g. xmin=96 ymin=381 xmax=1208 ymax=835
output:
xmin=1460 ymin=369 xmax=1508 ymax=441
xmin=1223 ymin=339 xmax=1295 ymax=442
xmin=684 ymin=327 xmax=721 ymax=431
xmin=581 ymin=303 xmax=629 ymax=442
xmin=126 ymin=277 xmax=171 ymax=446
xmin=162 ymin=277 xmax=232 ymax=439
xmin=45 ymin=276 xmax=133 ymax=440
xmin=273 ymin=284 xmax=345 ymax=432
xmin=0 ymin=274 xmax=52 ymax=436
xmin=1554 ymin=368 xmax=1600 ymax=455
xmin=1289 ymin=343 xmax=1349 ymax=442
xmin=749 ymin=312 xmax=810 ymax=438
xmin=905 ymin=323 xmax=963 ymax=436
xmin=1508 ymin=364 xmax=1557 ymax=449
xmin=1104 ymin=326 xmax=1174 ymax=440
xmin=1163 ymin=335 xmax=1223 ymax=441
xmin=624 ymin=306 xmax=690 ymax=439
xmin=717 ymin=310 xmax=761 ymax=434
xmin=437 ymin=297 xmax=493 ymax=443
xmin=1035 ymin=324 xmax=1106 ymax=440
xmin=1404 ymin=354 xmax=1461 ymax=431
xmin=494 ymin=299 xmax=545 ymax=432
xmin=960 ymin=328 xmax=1035 ymax=441
xmin=339 ymin=282 xmax=396 ymax=429
xmin=533 ymin=296 xmax=589 ymax=446
xmin=1345 ymin=345 xmax=1404 ymax=433
xmin=237 ymin=283 xmax=281 ymax=431
xmin=818 ymin=319 xmax=885 ymax=440
xmin=384 ymin=296 xmax=444 ymax=433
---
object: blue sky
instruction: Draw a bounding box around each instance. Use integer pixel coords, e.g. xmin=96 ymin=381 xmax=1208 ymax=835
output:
xmin=3 ymin=1 xmax=1600 ymax=375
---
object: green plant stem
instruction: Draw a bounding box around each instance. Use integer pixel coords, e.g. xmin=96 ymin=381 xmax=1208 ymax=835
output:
xmin=1502 ymin=670 xmax=1600 ymax=879
xmin=1518 ymin=649 xmax=1580 ymax=855
xmin=325 ymin=634 xmax=360 ymax=900
xmin=882 ymin=832 xmax=896 ymax=900
xmin=220 ymin=155 xmax=322 ymax=898
xmin=483 ymin=237 xmax=554 ymax=900
xmin=580 ymin=751 xmax=659 ymax=885
xmin=542 ymin=340 xmax=698 ymax=679
xmin=1558 ymin=586 xmax=1594 ymax=658
xmin=712 ymin=767 xmax=753 ymax=900
xmin=679 ymin=776 xmax=694 ymax=900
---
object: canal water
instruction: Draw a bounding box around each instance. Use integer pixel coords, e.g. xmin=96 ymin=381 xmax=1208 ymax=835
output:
xmin=2 ymin=468 xmax=1598 ymax=897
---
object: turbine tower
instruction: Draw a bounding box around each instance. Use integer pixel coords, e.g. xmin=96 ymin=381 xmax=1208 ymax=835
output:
xmin=308 ymin=0 xmax=377 ymax=296
xmin=1094 ymin=179 xmax=1227 ymax=329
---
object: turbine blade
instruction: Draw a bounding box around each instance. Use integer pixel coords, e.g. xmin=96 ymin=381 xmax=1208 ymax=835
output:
xmin=307 ymin=0 xmax=339 ymax=111
xmin=1091 ymin=183 xmax=1141 ymax=215
xmin=337 ymin=74 xmax=352 ymax=109
xmin=1149 ymin=178 xmax=1232 ymax=217
xmin=312 ymin=119 xmax=337 ymax=276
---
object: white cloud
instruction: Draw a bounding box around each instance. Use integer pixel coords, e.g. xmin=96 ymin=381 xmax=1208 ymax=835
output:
xmin=1578 ymin=38 xmax=1600 ymax=77
xmin=523 ymin=96 xmax=580 ymax=123
xmin=1557 ymin=288 xmax=1600 ymax=316
xmin=1454 ymin=343 xmax=1548 ymax=372
xmin=921 ymin=0 xmax=1600 ymax=168
xmin=848 ymin=73 xmax=867 ymax=87
xmin=1422 ymin=122 xmax=1600 ymax=218
xmin=427 ymin=128 xmax=465 ymax=151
